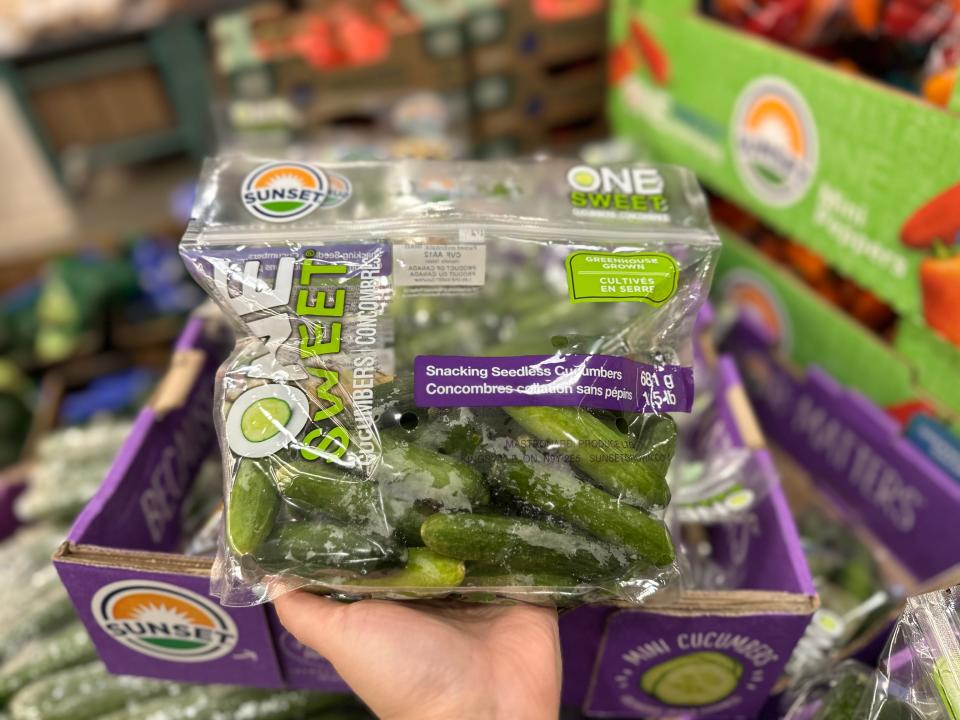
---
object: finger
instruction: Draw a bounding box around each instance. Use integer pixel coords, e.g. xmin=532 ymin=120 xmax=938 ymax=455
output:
xmin=273 ymin=590 xmax=345 ymax=657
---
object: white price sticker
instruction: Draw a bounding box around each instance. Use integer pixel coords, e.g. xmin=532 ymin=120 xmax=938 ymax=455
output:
xmin=394 ymin=244 xmax=486 ymax=287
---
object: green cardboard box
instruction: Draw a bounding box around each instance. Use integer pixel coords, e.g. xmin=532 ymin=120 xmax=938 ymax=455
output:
xmin=608 ymin=0 xmax=960 ymax=391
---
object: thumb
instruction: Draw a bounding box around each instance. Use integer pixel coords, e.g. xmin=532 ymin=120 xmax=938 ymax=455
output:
xmin=272 ymin=590 xmax=346 ymax=659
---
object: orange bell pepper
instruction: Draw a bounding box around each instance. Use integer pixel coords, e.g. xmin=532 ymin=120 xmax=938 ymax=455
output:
xmin=920 ymin=248 xmax=960 ymax=347
xmin=609 ymin=42 xmax=636 ymax=86
xmin=920 ymin=243 xmax=960 ymax=347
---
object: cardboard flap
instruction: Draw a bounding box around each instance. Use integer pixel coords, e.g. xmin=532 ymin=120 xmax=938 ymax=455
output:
xmin=148 ymin=349 xmax=205 ymax=416
xmin=643 ymin=589 xmax=817 ymax=616
xmin=55 ymin=541 xmax=214 ymax=576
xmin=68 ymin=317 xmax=228 ymax=553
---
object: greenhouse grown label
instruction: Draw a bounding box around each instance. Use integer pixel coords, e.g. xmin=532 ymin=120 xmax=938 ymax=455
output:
xmin=565 ymin=251 xmax=679 ymax=305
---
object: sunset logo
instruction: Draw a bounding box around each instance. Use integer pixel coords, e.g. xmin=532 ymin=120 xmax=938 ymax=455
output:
xmin=321 ymin=171 xmax=353 ymax=209
xmin=92 ymin=580 xmax=238 ymax=662
xmin=719 ymin=269 xmax=792 ymax=352
xmin=242 ymin=162 xmax=329 ymax=222
xmin=731 ymin=78 xmax=818 ymax=207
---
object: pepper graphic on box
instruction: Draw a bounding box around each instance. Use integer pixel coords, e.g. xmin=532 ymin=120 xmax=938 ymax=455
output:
xmin=731 ymin=78 xmax=818 ymax=207
xmin=242 ymin=162 xmax=329 ymax=222
xmin=92 ymin=580 xmax=238 ymax=662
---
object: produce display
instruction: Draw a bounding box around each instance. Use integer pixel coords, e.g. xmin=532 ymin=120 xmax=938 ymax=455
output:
xmin=787 ymin=510 xmax=903 ymax=678
xmin=181 ymin=157 xmax=719 ymax=605
xmin=15 ymin=419 xmax=133 ymax=525
xmin=783 ymin=586 xmax=960 ymax=720
xmin=703 ymin=0 xmax=960 ymax=106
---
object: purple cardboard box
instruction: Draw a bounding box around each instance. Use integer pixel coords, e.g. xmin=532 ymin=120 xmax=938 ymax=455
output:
xmin=576 ymin=358 xmax=816 ymax=719
xmin=55 ymin=315 xmax=815 ymax=712
xmin=0 ymin=467 xmax=26 ymax=542
xmin=725 ymin=317 xmax=960 ymax=585
xmin=54 ymin=316 xmax=347 ymax=691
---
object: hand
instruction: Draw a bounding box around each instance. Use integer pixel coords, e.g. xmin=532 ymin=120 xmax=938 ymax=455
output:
xmin=274 ymin=591 xmax=562 ymax=720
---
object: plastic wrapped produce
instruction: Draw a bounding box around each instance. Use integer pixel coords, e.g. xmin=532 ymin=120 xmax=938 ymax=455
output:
xmin=181 ymin=157 xmax=720 ymax=605
xmin=15 ymin=419 xmax=132 ymax=524
xmin=783 ymin=585 xmax=960 ymax=719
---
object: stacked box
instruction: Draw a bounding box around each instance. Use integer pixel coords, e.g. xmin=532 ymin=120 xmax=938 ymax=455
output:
xmin=237 ymin=3 xmax=469 ymax=131
xmin=1 ymin=18 xmax=211 ymax=177
xmin=466 ymin=0 xmax=608 ymax=154
xmin=713 ymin=227 xmax=960 ymax=678
xmin=608 ymin=0 xmax=960 ymax=424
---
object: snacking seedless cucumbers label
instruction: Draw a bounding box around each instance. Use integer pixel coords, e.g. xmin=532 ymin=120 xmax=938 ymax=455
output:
xmin=566 ymin=251 xmax=679 ymax=305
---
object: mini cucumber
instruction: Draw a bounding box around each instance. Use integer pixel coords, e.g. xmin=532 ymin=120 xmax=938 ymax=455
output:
xmin=9 ymin=662 xmax=174 ymax=720
xmin=257 ymin=520 xmax=403 ymax=573
xmin=504 ymin=406 xmax=670 ymax=508
xmin=274 ymin=459 xmax=387 ymax=536
xmin=102 ymin=686 xmax=239 ymax=720
xmin=0 ymin=623 xmax=96 ymax=702
xmin=421 ymin=513 xmax=629 ymax=580
xmin=276 ymin=436 xmax=489 ymax=543
xmin=635 ymin=414 xmax=677 ymax=478
xmin=345 ymin=548 xmax=465 ymax=588
xmin=227 ymin=458 xmax=280 ymax=556
xmin=0 ymin=581 xmax=75 ymax=658
xmin=379 ymin=433 xmax=489 ymax=510
xmin=384 ymin=501 xmax=433 ymax=547
xmin=812 ymin=671 xmax=869 ymax=720
xmin=463 ymin=568 xmax=578 ymax=587
xmin=399 ymin=408 xmax=485 ymax=461
xmin=372 ymin=376 xmax=416 ymax=428
xmin=489 ymin=458 xmax=674 ymax=566
xmin=103 ymin=685 xmax=351 ymax=720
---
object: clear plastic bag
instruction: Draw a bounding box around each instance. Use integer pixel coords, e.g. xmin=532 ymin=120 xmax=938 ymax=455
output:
xmin=783 ymin=585 xmax=960 ymax=719
xmin=180 ymin=156 xmax=720 ymax=606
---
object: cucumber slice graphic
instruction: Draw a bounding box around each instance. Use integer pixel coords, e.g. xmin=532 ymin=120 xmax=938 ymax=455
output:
xmin=240 ymin=398 xmax=292 ymax=442
xmin=640 ymin=651 xmax=742 ymax=707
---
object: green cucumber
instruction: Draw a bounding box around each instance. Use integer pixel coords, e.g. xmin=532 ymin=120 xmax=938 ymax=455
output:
xmin=384 ymin=501 xmax=433 ymax=547
xmin=489 ymin=458 xmax=674 ymax=566
xmin=257 ymin=520 xmax=403 ymax=573
xmin=276 ymin=436 xmax=489 ymax=544
xmin=227 ymin=458 xmax=280 ymax=555
xmin=274 ymin=459 xmax=387 ymax=536
xmin=504 ymin=406 xmax=670 ymax=508
xmin=104 ymin=685 xmax=351 ymax=720
xmin=812 ymin=670 xmax=869 ymax=720
xmin=0 ymin=580 xmax=75 ymax=658
xmin=421 ymin=513 xmax=629 ymax=580
xmin=463 ymin=569 xmax=578 ymax=587
xmin=0 ymin=623 xmax=96 ymax=702
xmin=9 ymin=662 xmax=174 ymax=720
xmin=379 ymin=433 xmax=489 ymax=510
xmin=346 ymin=548 xmax=465 ymax=588
xmin=372 ymin=376 xmax=416 ymax=428
xmin=635 ymin=414 xmax=677 ymax=478
xmin=102 ymin=686 xmax=239 ymax=720
xmin=399 ymin=408 xmax=486 ymax=461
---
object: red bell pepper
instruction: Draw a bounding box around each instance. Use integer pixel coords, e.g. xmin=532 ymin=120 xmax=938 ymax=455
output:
xmin=628 ymin=18 xmax=670 ymax=86
xmin=900 ymin=183 xmax=960 ymax=249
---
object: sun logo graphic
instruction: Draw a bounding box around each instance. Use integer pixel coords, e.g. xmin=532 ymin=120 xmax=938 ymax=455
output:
xmin=242 ymin=162 xmax=330 ymax=222
xmin=719 ymin=269 xmax=792 ymax=352
xmin=92 ymin=580 xmax=238 ymax=662
xmin=322 ymin=171 xmax=353 ymax=209
xmin=731 ymin=78 xmax=818 ymax=207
